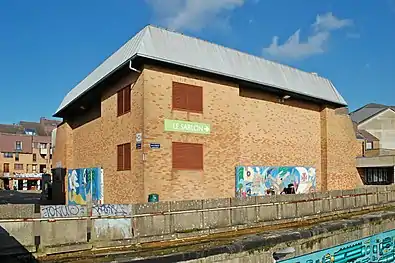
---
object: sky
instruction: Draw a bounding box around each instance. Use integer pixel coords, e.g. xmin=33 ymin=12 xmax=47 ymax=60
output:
xmin=0 ymin=0 xmax=394 ymax=124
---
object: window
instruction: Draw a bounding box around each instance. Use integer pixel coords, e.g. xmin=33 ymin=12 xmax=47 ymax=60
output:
xmin=365 ymin=168 xmax=391 ymax=185
xmin=24 ymin=129 xmax=36 ymax=135
xmin=172 ymin=142 xmax=203 ymax=170
xmin=39 ymin=143 xmax=47 ymax=149
xmin=117 ymin=143 xmax=131 ymax=171
xmin=15 ymin=153 xmax=19 ymax=161
xmin=3 ymin=152 xmax=13 ymax=158
xmin=32 ymin=164 xmax=37 ymax=172
xmin=3 ymin=163 xmax=9 ymax=173
xmin=33 ymin=154 xmax=37 ymax=162
xmin=172 ymin=82 xmax=203 ymax=113
xmin=117 ymin=86 xmax=131 ymax=116
xmin=15 ymin=141 xmax=22 ymax=151
xmin=32 ymin=142 xmax=40 ymax=149
xmin=14 ymin=164 xmax=23 ymax=170
xmin=366 ymin=142 xmax=373 ymax=150
xmin=26 ymin=164 xmax=30 ymax=172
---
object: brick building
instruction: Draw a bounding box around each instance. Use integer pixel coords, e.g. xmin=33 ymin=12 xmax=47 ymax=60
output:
xmin=53 ymin=25 xmax=361 ymax=203
xmin=0 ymin=118 xmax=60 ymax=190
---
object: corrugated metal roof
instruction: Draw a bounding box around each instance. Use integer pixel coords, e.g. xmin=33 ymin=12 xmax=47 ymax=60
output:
xmin=55 ymin=25 xmax=347 ymax=115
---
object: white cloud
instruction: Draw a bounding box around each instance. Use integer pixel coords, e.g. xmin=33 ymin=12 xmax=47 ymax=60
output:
xmin=146 ymin=0 xmax=245 ymax=32
xmin=264 ymin=30 xmax=329 ymax=60
xmin=263 ymin=12 xmax=353 ymax=60
xmin=312 ymin=12 xmax=353 ymax=32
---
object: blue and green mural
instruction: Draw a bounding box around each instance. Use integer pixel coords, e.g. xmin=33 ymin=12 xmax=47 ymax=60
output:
xmin=67 ymin=167 xmax=104 ymax=205
xmin=279 ymin=229 xmax=395 ymax=262
xmin=235 ymin=166 xmax=316 ymax=197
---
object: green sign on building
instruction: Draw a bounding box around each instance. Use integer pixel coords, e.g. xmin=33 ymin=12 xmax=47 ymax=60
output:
xmin=164 ymin=119 xmax=211 ymax=135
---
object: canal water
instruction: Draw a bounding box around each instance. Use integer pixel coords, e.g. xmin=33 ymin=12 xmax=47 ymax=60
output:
xmin=279 ymin=229 xmax=395 ymax=263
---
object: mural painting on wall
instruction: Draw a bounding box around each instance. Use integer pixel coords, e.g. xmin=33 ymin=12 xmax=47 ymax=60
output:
xmin=279 ymin=229 xmax=395 ymax=262
xmin=235 ymin=166 xmax=316 ymax=197
xmin=67 ymin=167 xmax=104 ymax=205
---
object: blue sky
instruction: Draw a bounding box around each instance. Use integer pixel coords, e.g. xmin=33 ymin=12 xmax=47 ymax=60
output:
xmin=0 ymin=0 xmax=394 ymax=123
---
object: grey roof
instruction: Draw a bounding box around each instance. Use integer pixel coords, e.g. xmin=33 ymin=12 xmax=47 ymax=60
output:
xmin=358 ymin=130 xmax=379 ymax=141
xmin=350 ymin=104 xmax=395 ymax=124
xmin=55 ymin=25 xmax=347 ymax=115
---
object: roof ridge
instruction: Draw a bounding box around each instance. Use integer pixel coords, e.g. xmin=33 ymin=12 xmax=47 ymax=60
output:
xmin=146 ymin=25 xmax=331 ymax=82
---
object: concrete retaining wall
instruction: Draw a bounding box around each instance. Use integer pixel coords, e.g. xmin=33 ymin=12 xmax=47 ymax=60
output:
xmin=0 ymin=185 xmax=395 ymax=256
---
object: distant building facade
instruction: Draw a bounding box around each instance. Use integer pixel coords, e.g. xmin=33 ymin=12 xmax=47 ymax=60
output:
xmin=0 ymin=117 xmax=60 ymax=190
xmin=53 ymin=25 xmax=361 ymax=204
xmin=351 ymin=104 xmax=395 ymax=185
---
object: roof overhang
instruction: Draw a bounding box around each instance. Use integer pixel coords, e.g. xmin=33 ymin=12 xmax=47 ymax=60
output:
xmin=357 ymin=155 xmax=395 ymax=168
xmin=54 ymin=54 xmax=347 ymax=119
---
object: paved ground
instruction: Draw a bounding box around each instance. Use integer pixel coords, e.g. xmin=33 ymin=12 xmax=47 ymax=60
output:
xmin=0 ymin=190 xmax=41 ymax=204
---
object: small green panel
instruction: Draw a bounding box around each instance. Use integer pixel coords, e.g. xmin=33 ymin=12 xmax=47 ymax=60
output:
xmin=164 ymin=119 xmax=211 ymax=134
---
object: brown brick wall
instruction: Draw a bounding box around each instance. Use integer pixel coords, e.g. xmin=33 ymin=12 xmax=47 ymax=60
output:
xmin=322 ymin=108 xmax=362 ymax=190
xmin=101 ymin=72 xmax=145 ymax=203
xmin=52 ymin=122 xmax=73 ymax=168
xmin=143 ymin=66 xmax=240 ymax=201
xmin=239 ymin=87 xmax=322 ymax=189
xmin=54 ymin=64 xmax=362 ymax=203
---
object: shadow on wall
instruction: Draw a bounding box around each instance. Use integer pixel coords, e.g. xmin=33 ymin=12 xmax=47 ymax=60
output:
xmin=0 ymin=226 xmax=39 ymax=263
xmin=0 ymin=191 xmax=41 ymax=205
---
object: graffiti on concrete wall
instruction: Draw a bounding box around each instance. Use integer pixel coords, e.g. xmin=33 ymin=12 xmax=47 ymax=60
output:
xmin=67 ymin=167 xmax=104 ymax=205
xmin=41 ymin=205 xmax=87 ymax=218
xmin=92 ymin=205 xmax=132 ymax=241
xmin=92 ymin=204 xmax=132 ymax=217
xmin=279 ymin=229 xmax=395 ymax=262
xmin=235 ymin=166 xmax=316 ymax=197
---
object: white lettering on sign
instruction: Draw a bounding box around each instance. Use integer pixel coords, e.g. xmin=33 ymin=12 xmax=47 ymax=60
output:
xmin=172 ymin=123 xmax=209 ymax=133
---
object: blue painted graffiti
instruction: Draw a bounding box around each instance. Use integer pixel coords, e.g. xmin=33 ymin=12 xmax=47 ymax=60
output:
xmin=236 ymin=166 xmax=316 ymax=197
xmin=279 ymin=229 xmax=395 ymax=262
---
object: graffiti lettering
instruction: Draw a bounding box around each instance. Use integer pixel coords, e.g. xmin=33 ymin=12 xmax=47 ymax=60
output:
xmin=41 ymin=205 xmax=87 ymax=218
xmin=92 ymin=204 xmax=132 ymax=217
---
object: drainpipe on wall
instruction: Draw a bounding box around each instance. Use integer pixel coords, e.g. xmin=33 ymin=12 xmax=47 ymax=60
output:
xmin=129 ymin=60 xmax=141 ymax=73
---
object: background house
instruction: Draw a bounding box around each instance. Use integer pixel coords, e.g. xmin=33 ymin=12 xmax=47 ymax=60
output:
xmin=350 ymin=104 xmax=395 ymax=185
xmin=0 ymin=117 xmax=60 ymax=190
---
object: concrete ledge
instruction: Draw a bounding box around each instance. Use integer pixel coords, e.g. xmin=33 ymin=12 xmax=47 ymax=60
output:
xmin=103 ymin=209 xmax=395 ymax=263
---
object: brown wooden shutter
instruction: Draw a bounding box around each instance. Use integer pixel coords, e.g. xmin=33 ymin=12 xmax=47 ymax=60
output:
xmin=117 ymin=89 xmax=124 ymax=116
xmin=124 ymin=87 xmax=131 ymax=113
xmin=124 ymin=143 xmax=131 ymax=170
xmin=117 ymin=145 xmax=124 ymax=171
xmin=187 ymin=85 xmax=203 ymax=112
xmin=172 ymin=82 xmax=188 ymax=110
xmin=172 ymin=142 xmax=203 ymax=170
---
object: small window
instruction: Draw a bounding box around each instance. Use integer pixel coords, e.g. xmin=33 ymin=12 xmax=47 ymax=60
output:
xmin=3 ymin=163 xmax=10 ymax=173
xmin=3 ymin=152 xmax=13 ymax=158
xmin=26 ymin=164 xmax=30 ymax=172
xmin=32 ymin=164 xmax=37 ymax=172
xmin=14 ymin=163 xmax=23 ymax=170
xmin=33 ymin=154 xmax=37 ymax=162
xmin=366 ymin=142 xmax=373 ymax=150
xmin=117 ymin=86 xmax=131 ymax=116
xmin=15 ymin=153 xmax=19 ymax=161
xmin=172 ymin=142 xmax=203 ymax=170
xmin=117 ymin=143 xmax=131 ymax=171
xmin=172 ymin=82 xmax=203 ymax=113
xmin=39 ymin=143 xmax=47 ymax=149
xmin=15 ymin=141 xmax=22 ymax=151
